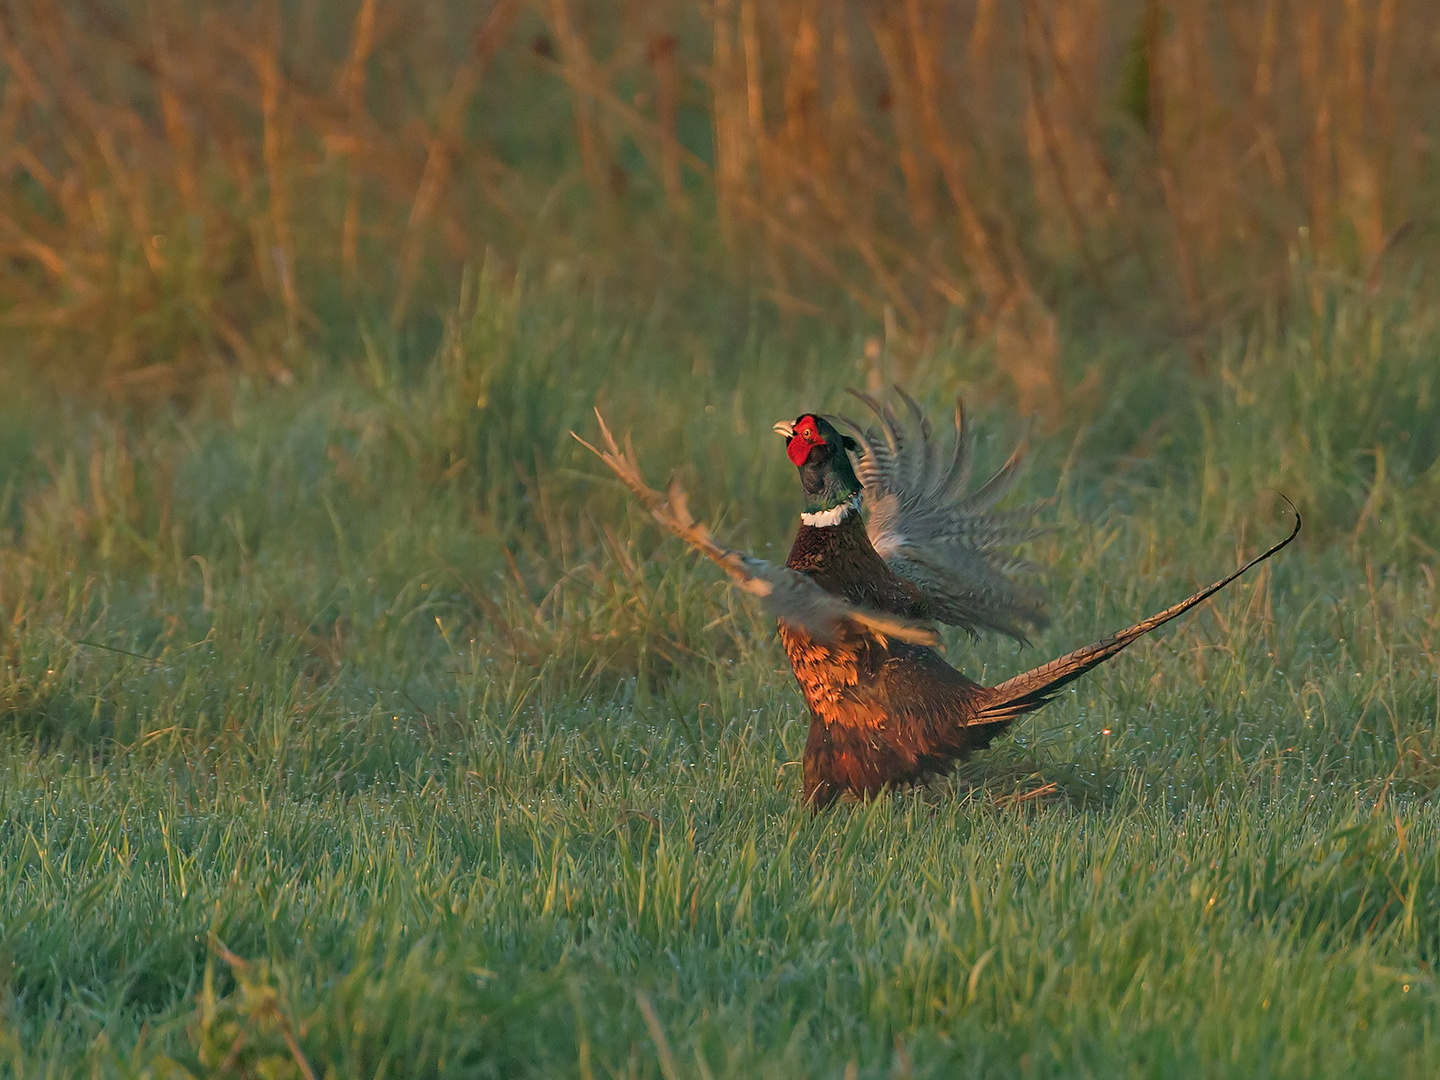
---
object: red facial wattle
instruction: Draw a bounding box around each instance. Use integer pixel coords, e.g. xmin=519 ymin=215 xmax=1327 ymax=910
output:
xmin=787 ymin=416 xmax=823 ymax=466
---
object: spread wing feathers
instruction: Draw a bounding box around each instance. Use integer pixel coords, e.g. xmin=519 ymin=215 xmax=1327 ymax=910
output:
xmin=834 ymin=387 xmax=1050 ymax=642
xmin=970 ymin=506 xmax=1303 ymax=726
xmin=573 ymin=410 xmax=940 ymax=647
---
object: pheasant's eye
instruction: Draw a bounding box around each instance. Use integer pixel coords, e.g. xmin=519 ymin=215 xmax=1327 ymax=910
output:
xmin=803 ymin=428 xmax=814 ymax=441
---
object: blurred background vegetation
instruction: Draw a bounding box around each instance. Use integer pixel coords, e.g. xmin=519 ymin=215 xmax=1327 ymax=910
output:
xmin=2 ymin=0 xmax=1436 ymax=407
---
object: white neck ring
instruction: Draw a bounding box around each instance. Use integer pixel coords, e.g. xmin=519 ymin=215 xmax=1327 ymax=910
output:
xmin=800 ymin=493 xmax=861 ymax=528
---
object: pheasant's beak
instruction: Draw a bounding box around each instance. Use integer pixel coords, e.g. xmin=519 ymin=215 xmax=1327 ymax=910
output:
xmin=772 ymin=420 xmax=795 ymax=439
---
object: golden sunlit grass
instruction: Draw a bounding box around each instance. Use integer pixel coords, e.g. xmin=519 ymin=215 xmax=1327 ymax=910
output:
xmin=2 ymin=0 xmax=1436 ymax=407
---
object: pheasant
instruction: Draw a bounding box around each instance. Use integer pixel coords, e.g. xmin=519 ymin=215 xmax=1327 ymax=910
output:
xmin=577 ymin=390 xmax=1299 ymax=810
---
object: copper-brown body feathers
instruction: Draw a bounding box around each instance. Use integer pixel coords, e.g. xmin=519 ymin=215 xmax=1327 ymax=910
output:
xmin=778 ymin=514 xmax=998 ymax=808
xmin=776 ymin=487 xmax=1300 ymax=809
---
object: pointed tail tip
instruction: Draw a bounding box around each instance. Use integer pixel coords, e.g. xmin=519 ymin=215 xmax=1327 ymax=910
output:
xmin=969 ymin=500 xmax=1302 ymax=727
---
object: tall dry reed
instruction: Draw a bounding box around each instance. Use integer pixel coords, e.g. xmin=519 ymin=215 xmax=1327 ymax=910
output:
xmin=0 ymin=0 xmax=1434 ymax=408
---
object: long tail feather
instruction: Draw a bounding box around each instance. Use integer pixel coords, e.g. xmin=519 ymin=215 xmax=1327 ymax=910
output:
xmin=969 ymin=504 xmax=1302 ymax=726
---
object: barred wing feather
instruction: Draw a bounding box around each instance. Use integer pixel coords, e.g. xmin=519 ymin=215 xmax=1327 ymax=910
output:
xmin=574 ymin=411 xmax=939 ymax=647
xmin=834 ymin=388 xmax=1049 ymax=641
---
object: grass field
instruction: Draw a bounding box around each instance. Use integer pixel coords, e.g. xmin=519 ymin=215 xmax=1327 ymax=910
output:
xmin=1 ymin=266 xmax=1439 ymax=1077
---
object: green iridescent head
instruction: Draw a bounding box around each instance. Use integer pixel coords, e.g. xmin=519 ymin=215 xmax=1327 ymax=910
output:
xmin=773 ymin=413 xmax=862 ymax=516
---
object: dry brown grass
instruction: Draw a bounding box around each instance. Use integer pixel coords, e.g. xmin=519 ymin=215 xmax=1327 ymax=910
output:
xmin=1 ymin=0 xmax=1435 ymax=407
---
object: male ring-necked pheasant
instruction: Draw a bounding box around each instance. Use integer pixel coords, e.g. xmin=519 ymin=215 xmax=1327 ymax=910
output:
xmin=578 ymin=390 xmax=1299 ymax=810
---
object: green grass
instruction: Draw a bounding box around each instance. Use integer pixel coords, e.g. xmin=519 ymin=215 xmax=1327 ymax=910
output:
xmin=2 ymin=271 xmax=1440 ymax=1078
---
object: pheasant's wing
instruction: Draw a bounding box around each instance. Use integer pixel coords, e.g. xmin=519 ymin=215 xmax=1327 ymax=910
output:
xmin=834 ymin=388 xmax=1049 ymax=642
xmin=575 ymin=411 xmax=939 ymax=647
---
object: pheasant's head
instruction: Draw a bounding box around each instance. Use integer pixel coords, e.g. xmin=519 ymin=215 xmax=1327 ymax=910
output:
xmin=773 ymin=414 xmax=862 ymax=520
